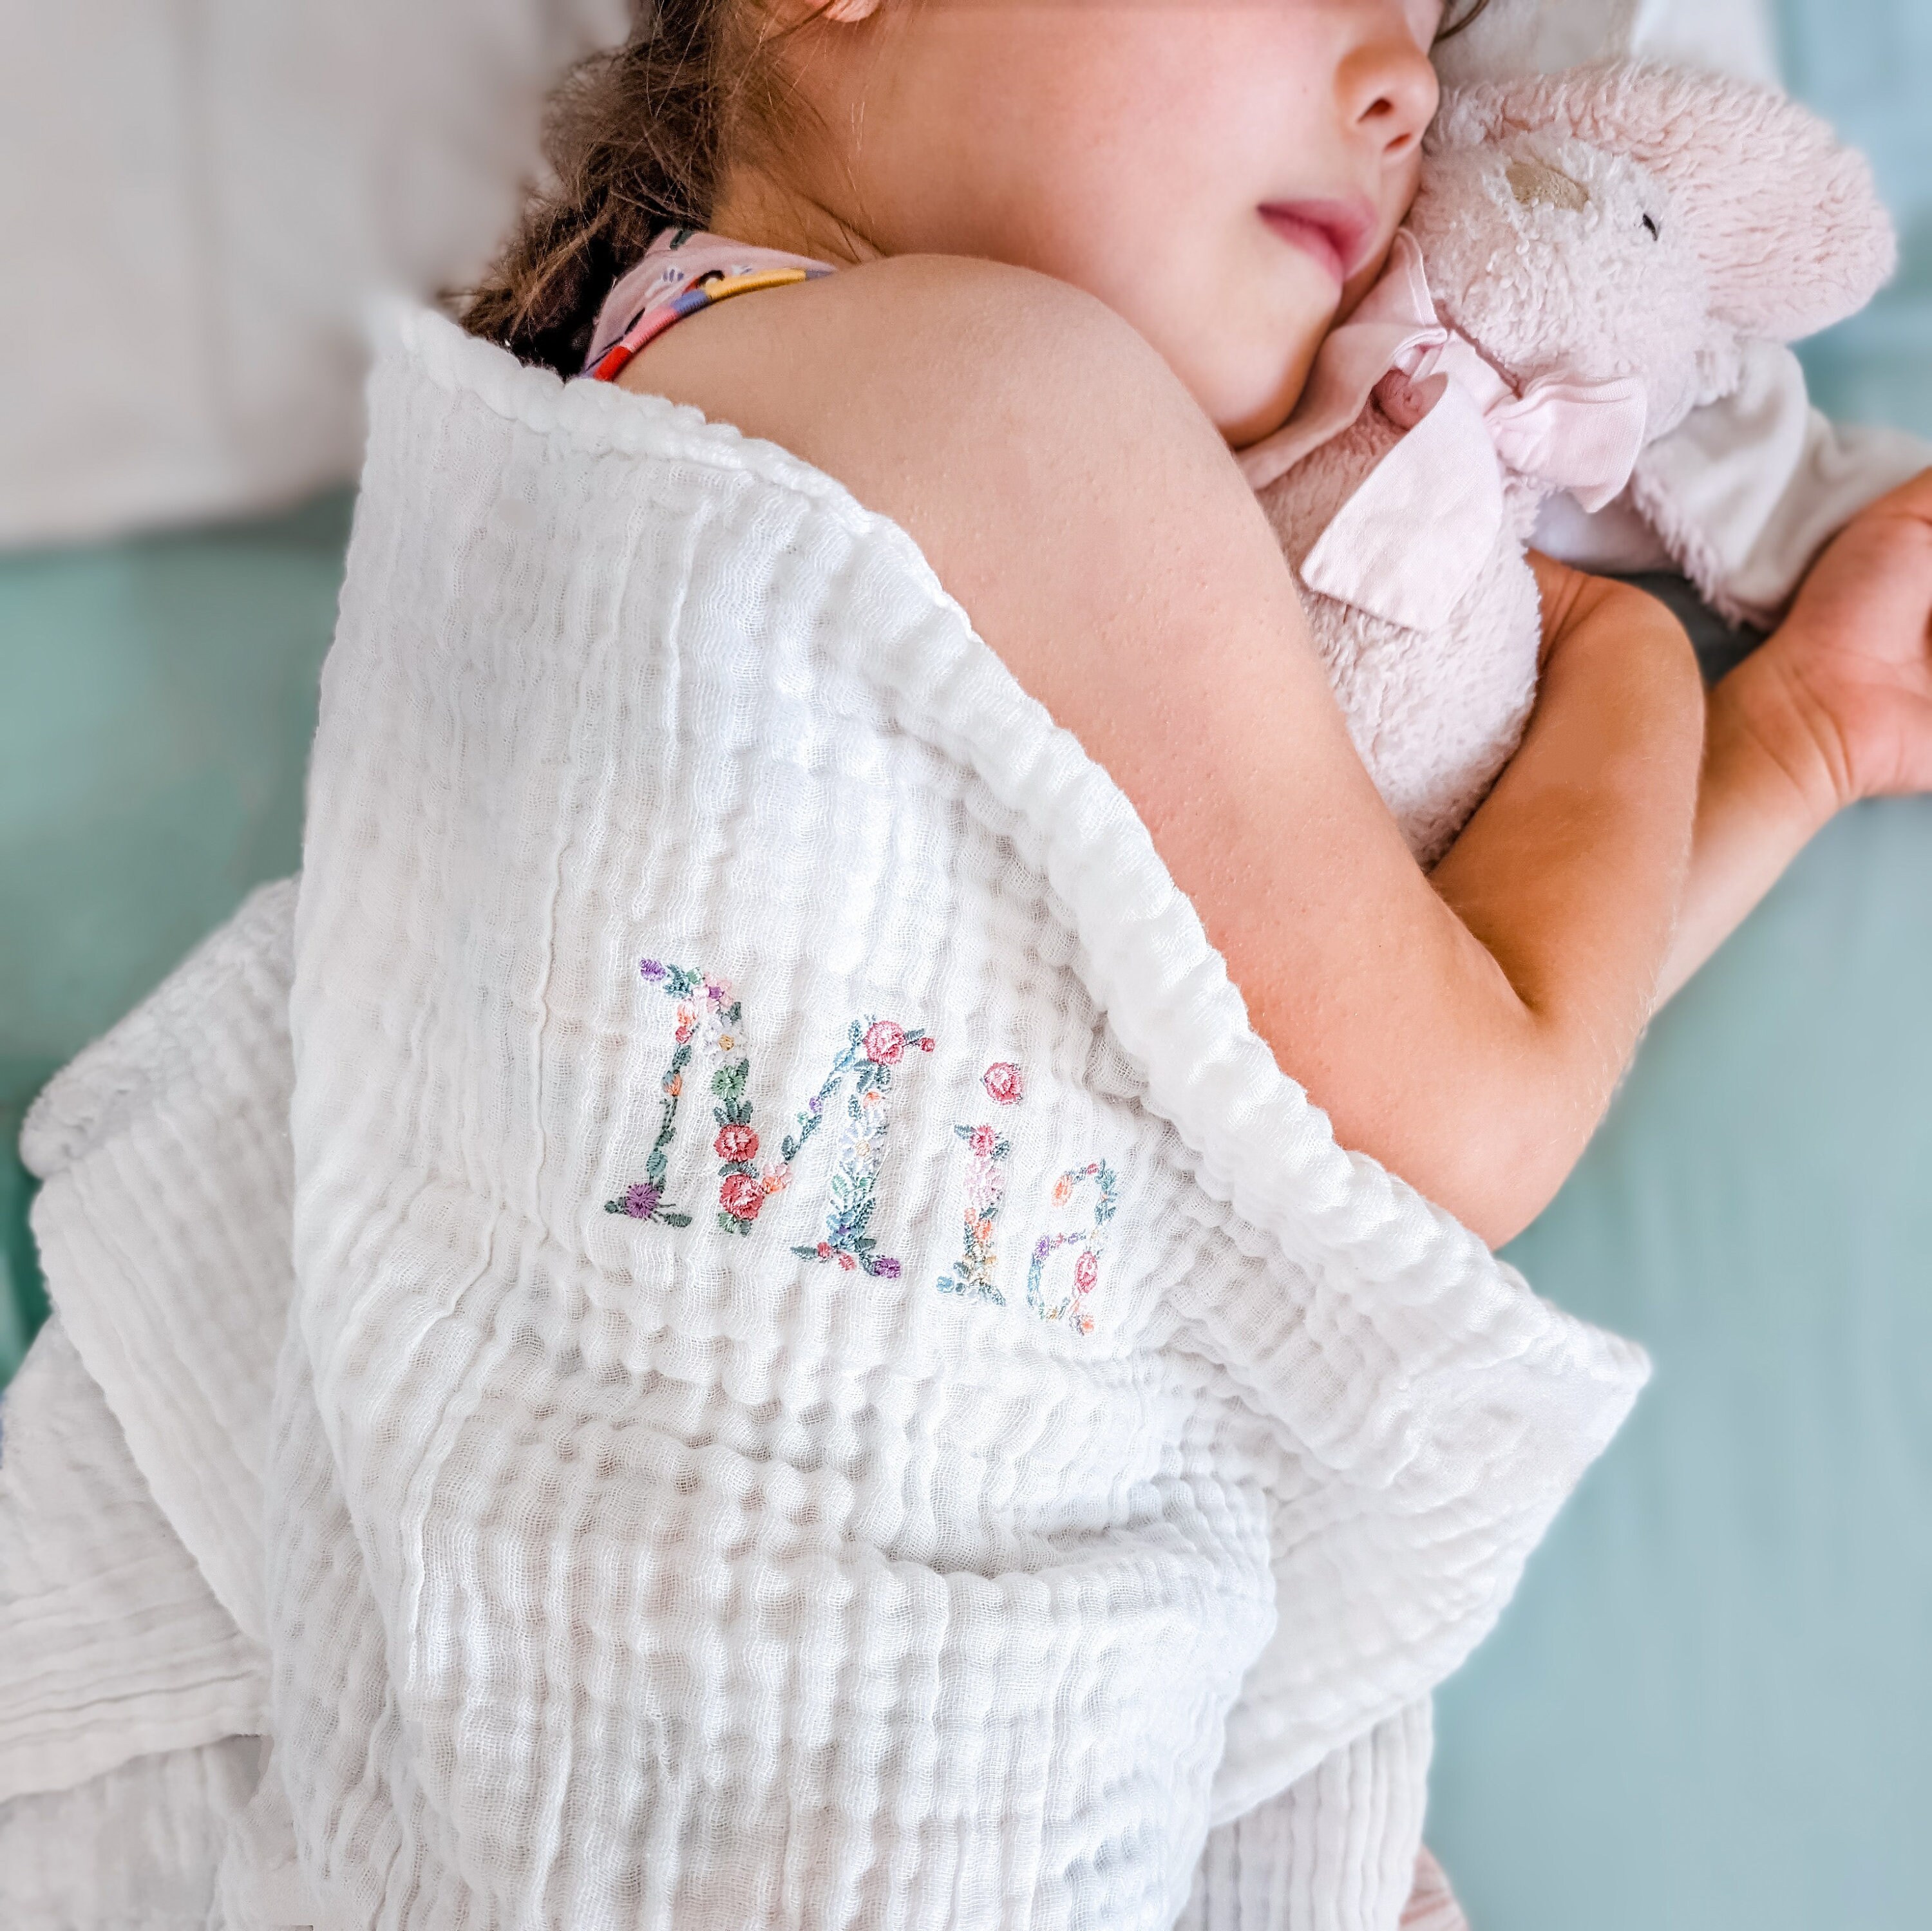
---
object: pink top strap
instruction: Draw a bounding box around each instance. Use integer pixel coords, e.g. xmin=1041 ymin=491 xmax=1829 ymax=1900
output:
xmin=583 ymin=228 xmax=835 ymax=382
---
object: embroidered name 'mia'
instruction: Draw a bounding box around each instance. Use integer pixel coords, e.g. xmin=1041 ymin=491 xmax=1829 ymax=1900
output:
xmin=607 ymin=966 xmax=1119 ymax=1333
xmin=778 ymin=1017 xmax=935 ymax=1278
xmin=1027 ymin=1162 xmax=1119 ymax=1338
xmin=604 ymin=961 xmax=788 ymax=1232
xmin=936 ymin=1062 xmax=1026 ymax=1306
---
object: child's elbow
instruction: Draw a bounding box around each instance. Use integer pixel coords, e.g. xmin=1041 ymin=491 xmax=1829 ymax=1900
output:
xmin=1452 ymin=1154 xmax=1574 ymax=1252
xmin=1390 ymin=1086 xmax=1610 ymax=1252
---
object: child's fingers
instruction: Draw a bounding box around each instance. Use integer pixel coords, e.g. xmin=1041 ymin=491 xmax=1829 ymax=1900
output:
xmin=1763 ymin=466 xmax=1932 ymax=802
xmin=1834 ymin=466 xmax=1932 ymax=561
xmin=1786 ymin=473 xmax=1932 ymax=654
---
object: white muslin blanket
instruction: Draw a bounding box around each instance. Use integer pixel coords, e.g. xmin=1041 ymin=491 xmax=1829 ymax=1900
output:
xmin=8 ymin=307 xmax=1648 ymax=1928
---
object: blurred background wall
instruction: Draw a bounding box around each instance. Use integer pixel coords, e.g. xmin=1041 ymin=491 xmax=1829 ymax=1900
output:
xmin=1 ymin=2 xmax=1928 ymax=1927
xmin=1 ymin=0 xmax=626 ymax=1370
xmin=1 ymin=0 xmax=625 ymax=545
xmin=1423 ymin=6 xmax=1932 ymax=1925
xmin=1778 ymin=0 xmax=1932 ymax=437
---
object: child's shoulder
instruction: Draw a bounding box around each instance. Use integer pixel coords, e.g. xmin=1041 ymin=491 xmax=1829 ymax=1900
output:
xmin=614 ymin=249 xmax=1286 ymax=695
xmin=617 ymin=250 xmax=1184 ymax=472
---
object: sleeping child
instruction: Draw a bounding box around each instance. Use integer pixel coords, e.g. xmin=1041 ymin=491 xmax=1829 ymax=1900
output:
xmin=3 ymin=0 xmax=1929 ymax=1925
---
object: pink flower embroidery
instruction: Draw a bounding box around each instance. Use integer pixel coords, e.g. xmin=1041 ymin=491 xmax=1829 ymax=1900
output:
xmin=719 ymin=1173 xmax=764 ymax=1221
xmin=862 ymin=1020 xmax=905 ymax=1066
xmin=982 ymin=1062 xmax=1024 ymax=1106
xmin=969 ymin=1122 xmax=999 ymax=1158
xmin=714 ymin=1124 xmax=759 ymax=1163
xmin=1025 ymin=1160 xmax=1119 ymax=1335
xmin=786 ymin=1014 xmax=932 ymax=1279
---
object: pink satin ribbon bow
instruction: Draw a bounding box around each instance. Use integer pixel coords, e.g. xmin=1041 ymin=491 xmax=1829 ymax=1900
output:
xmin=1238 ymin=231 xmax=1650 ymax=630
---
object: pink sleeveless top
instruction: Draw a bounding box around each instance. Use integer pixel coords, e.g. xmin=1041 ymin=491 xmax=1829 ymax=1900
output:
xmin=582 ymin=228 xmax=834 ymax=382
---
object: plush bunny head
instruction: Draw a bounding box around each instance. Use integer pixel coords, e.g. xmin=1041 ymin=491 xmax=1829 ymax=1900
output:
xmin=1407 ymin=62 xmax=1896 ymax=446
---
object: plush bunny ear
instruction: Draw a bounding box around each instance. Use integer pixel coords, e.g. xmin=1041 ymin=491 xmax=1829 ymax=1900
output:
xmin=1433 ymin=61 xmax=1897 ymax=343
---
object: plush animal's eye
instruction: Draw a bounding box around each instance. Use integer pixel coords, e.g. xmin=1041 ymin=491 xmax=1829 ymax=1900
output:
xmin=1642 ymin=214 xmax=1662 ymax=240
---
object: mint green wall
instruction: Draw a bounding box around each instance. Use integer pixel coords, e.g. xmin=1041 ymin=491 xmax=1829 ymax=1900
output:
xmin=1426 ymin=13 xmax=1932 ymax=1919
xmin=0 ymin=493 xmax=352 ymax=1379
xmin=1432 ymin=798 xmax=1932 ymax=1929
xmin=1783 ymin=0 xmax=1932 ymax=438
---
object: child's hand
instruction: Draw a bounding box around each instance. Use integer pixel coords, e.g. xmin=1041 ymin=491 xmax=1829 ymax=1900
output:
xmin=1745 ymin=469 xmax=1932 ymax=812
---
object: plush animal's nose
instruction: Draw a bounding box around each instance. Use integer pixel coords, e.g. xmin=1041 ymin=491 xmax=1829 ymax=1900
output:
xmin=1505 ymin=159 xmax=1591 ymax=212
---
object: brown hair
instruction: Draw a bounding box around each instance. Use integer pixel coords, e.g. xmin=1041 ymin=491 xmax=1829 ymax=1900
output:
xmin=460 ymin=0 xmax=1497 ymax=373
xmin=1435 ymin=0 xmax=1495 ymax=44
xmin=460 ymin=0 xmax=794 ymax=373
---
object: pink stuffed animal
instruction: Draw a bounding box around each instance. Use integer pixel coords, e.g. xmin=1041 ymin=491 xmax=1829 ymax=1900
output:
xmin=1245 ymin=62 xmax=1897 ymax=866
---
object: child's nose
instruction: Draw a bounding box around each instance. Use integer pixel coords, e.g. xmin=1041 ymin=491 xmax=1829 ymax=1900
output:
xmin=1340 ymin=26 xmax=1440 ymax=162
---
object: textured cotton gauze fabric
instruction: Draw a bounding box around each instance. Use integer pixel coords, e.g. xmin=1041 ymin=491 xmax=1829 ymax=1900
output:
xmin=1179 ymin=1704 xmax=1435 ymax=1931
xmin=3 ymin=301 xmax=1646 ymax=1916
xmin=3 ymin=884 xmax=1441 ymax=1931
xmin=13 ymin=888 xmax=1446 ymax=1931
xmin=0 ymin=1318 xmax=265 ymax=1807
xmin=17 ymin=876 xmax=299 ymax=1646
xmin=5 ymin=898 xmax=1451 ymax=1931
xmin=140 ymin=304 xmax=1642 ymax=1929
xmin=0 ymin=1735 xmax=266 ymax=1928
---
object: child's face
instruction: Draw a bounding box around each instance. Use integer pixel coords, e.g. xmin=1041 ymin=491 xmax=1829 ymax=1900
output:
xmin=772 ymin=0 xmax=1444 ymax=444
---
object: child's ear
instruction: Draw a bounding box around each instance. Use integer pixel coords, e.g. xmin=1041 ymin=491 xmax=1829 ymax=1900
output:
xmin=764 ymin=0 xmax=880 ymax=25
xmin=1438 ymin=61 xmax=1897 ymax=344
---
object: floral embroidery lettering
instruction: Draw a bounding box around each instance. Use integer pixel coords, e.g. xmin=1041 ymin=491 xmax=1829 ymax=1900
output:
xmin=981 ymin=1061 xmax=1025 ymax=1107
xmin=1026 ymin=1160 xmax=1120 ymax=1337
xmin=605 ymin=959 xmax=789 ymax=1232
xmin=936 ymin=1062 xmax=1027 ymax=1305
xmin=784 ymin=1017 xmax=936 ymax=1278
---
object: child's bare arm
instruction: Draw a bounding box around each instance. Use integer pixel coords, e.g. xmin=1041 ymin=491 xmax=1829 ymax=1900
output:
xmin=1658 ymin=470 xmax=1932 ymax=1003
xmin=1102 ymin=522 xmax=1705 ymax=1255
xmin=632 ymin=256 xmax=1707 ymax=1247
xmin=904 ymin=264 xmax=1708 ymax=1243
xmin=1422 ymin=558 xmax=1703 ymax=1196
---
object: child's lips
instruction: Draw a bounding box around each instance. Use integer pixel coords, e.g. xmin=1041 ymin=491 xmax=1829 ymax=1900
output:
xmin=1258 ymin=198 xmax=1378 ymax=286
